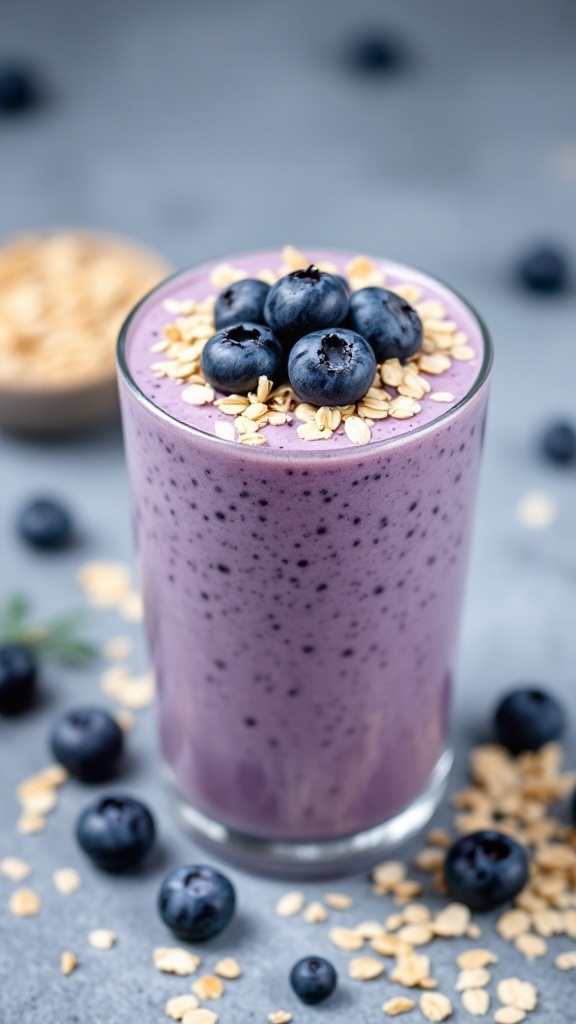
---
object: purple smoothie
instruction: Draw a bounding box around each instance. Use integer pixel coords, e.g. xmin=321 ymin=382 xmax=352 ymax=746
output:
xmin=118 ymin=250 xmax=490 ymax=851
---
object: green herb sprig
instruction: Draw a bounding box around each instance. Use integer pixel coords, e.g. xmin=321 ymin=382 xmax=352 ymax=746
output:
xmin=0 ymin=594 xmax=97 ymax=664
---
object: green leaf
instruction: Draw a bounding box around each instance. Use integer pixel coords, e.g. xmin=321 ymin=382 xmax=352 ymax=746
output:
xmin=0 ymin=593 xmax=29 ymax=636
xmin=0 ymin=593 xmax=97 ymax=664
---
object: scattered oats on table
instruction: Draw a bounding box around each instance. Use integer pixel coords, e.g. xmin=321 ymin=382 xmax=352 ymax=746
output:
xmin=17 ymin=811 xmax=45 ymax=835
xmin=303 ymin=900 xmax=328 ymax=923
xmin=455 ymin=967 xmax=491 ymax=990
xmin=165 ymin=994 xmax=199 ymax=1020
xmin=329 ymin=925 xmax=365 ymax=951
xmin=494 ymin=1009 xmax=526 ymax=1024
xmin=348 ymin=956 xmax=386 ymax=980
xmin=191 ymin=975 xmax=224 ymax=1000
xmin=214 ymin=957 xmax=241 ymax=979
xmin=0 ymin=856 xmax=30 ymax=881
xmin=181 ymin=1010 xmax=219 ymax=1024
xmin=496 ymin=978 xmax=537 ymax=1012
xmin=88 ymin=929 xmax=116 ymax=950
xmin=268 ymin=1013 xmax=292 ymax=1024
xmin=53 ymin=867 xmax=81 ymax=894
xmin=419 ymin=991 xmax=453 ymax=1021
xmin=9 ymin=888 xmax=41 ymax=917
xmin=456 ymin=949 xmax=498 ymax=970
xmin=154 ymin=947 xmax=200 ymax=975
xmin=382 ymin=996 xmax=416 ymax=1016
xmin=275 ymin=890 xmax=305 ymax=917
xmin=461 ymin=988 xmax=490 ymax=1016
xmin=60 ymin=951 xmax=78 ymax=976
xmin=324 ymin=891 xmax=352 ymax=910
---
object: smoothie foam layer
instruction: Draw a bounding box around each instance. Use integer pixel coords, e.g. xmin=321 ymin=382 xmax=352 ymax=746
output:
xmin=125 ymin=250 xmax=485 ymax=452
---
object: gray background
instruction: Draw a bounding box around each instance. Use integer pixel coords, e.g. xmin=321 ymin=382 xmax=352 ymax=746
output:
xmin=1 ymin=1 xmax=576 ymax=1020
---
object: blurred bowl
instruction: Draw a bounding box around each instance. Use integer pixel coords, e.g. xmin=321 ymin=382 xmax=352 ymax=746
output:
xmin=0 ymin=229 xmax=171 ymax=436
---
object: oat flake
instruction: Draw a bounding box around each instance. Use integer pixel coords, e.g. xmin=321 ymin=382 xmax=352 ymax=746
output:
xmin=455 ymin=968 xmax=491 ymax=991
xmin=461 ymin=988 xmax=490 ymax=1016
xmin=496 ymin=978 xmax=537 ymax=1011
xmin=329 ymin=926 xmax=365 ymax=951
xmin=303 ymin=900 xmax=328 ymax=923
xmin=493 ymin=1010 xmax=526 ymax=1024
xmin=267 ymin=1013 xmax=292 ymax=1024
xmin=154 ymin=947 xmax=200 ymax=975
xmin=60 ymin=951 xmax=78 ymax=976
xmin=165 ymin=994 xmax=199 ymax=1019
xmin=382 ymin=996 xmax=416 ymax=1016
xmin=324 ymin=891 xmax=352 ymax=910
xmin=88 ymin=929 xmax=116 ymax=950
xmin=348 ymin=956 xmax=386 ymax=980
xmin=214 ymin=957 xmax=241 ymax=979
xmin=456 ymin=949 xmax=498 ymax=970
xmin=181 ymin=1010 xmax=218 ymax=1024
xmin=275 ymin=890 xmax=305 ymax=917
xmin=0 ymin=856 xmax=30 ymax=881
xmin=9 ymin=888 xmax=41 ymax=917
xmin=419 ymin=992 xmax=453 ymax=1021
xmin=53 ymin=867 xmax=81 ymax=895
xmin=192 ymin=975 xmax=223 ymax=1000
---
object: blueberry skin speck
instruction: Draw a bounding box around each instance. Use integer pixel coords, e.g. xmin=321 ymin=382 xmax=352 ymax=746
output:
xmin=517 ymin=245 xmax=569 ymax=293
xmin=76 ymin=794 xmax=156 ymax=871
xmin=541 ymin=420 xmax=576 ymax=465
xmin=18 ymin=498 xmax=73 ymax=551
xmin=214 ymin=278 xmax=270 ymax=330
xmin=347 ymin=286 xmax=423 ymax=362
xmin=290 ymin=956 xmax=337 ymax=1005
xmin=494 ymin=687 xmax=564 ymax=754
xmin=288 ymin=328 xmax=376 ymax=407
xmin=158 ymin=865 xmax=236 ymax=941
xmin=201 ymin=323 xmax=284 ymax=394
xmin=0 ymin=66 xmax=39 ymax=113
xmin=0 ymin=644 xmax=37 ymax=716
xmin=264 ymin=265 xmax=349 ymax=346
xmin=444 ymin=830 xmax=529 ymax=911
xmin=50 ymin=707 xmax=124 ymax=781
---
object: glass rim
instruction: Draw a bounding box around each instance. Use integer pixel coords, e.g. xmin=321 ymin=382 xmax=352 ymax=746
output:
xmin=117 ymin=248 xmax=493 ymax=462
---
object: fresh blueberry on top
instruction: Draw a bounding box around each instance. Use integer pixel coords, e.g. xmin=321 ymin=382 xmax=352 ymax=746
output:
xmin=0 ymin=644 xmax=37 ymax=715
xmin=347 ymin=286 xmax=422 ymax=362
xmin=517 ymin=245 xmax=569 ymax=293
xmin=494 ymin=687 xmax=564 ymax=754
xmin=50 ymin=707 xmax=124 ymax=781
xmin=444 ymin=830 xmax=529 ymax=911
xmin=76 ymin=794 xmax=155 ymax=871
xmin=158 ymin=864 xmax=236 ymax=941
xmin=290 ymin=956 xmax=337 ymax=1005
xmin=201 ymin=323 xmax=283 ymax=394
xmin=541 ymin=420 xmax=576 ymax=465
xmin=0 ymin=66 xmax=39 ymax=114
xmin=288 ymin=328 xmax=376 ymax=407
xmin=18 ymin=498 xmax=73 ymax=551
xmin=214 ymin=278 xmax=270 ymax=330
xmin=264 ymin=265 xmax=349 ymax=346
xmin=344 ymin=31 xmax=406 ymax=73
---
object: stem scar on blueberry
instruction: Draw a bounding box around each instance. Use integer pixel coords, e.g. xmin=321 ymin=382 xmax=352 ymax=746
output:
xmin=317 ymin=332 xmax=353 ymax=372
xmin=292 ymin=264 xmax=322 ymax=282
xmin=223 ymin=325 xmax=262 ymax=345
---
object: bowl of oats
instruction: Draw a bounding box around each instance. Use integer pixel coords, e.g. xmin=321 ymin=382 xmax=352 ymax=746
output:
xmin=0 ymin=230 xmax=171 ymax=434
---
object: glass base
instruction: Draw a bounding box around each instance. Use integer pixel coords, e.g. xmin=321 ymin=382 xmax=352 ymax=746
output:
xmin=163 ymin=748 xmax=453 ymax=879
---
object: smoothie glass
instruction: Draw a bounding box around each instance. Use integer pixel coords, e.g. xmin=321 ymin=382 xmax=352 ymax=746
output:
xmin=118 ymin=251 xmax=492 ymax=877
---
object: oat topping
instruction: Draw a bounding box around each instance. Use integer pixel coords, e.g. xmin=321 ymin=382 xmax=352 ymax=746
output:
xmin=496 ymin=978 xmax=537 ymax=1011
xmin=419 ymin=991 xmax=453 ymax=1021
xmin=151 ymin=247 xmax=477 ymax=446
xmin=267 ymin=1013 xmax=292 ymax=1024
xmin=60 ymin=951 xmax=78 ymax=976
xmin=382 ymin=996 xmax=417 ymax=1016
xmin=493 ymin=1009 xmax=527 ymax=1024
xmin=461 ymin=988 xmax=490 ymax=1016
xmin=348 ymin=956 xmax=386 ymax=980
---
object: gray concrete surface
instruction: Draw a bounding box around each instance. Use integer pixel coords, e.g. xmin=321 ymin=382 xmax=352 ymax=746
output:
xmin=1 ymin=1 xmax=576 ymax=1020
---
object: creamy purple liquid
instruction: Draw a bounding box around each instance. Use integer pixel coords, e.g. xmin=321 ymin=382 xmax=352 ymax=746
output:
xmin=119 ymin=250 xmax=489 ymax=841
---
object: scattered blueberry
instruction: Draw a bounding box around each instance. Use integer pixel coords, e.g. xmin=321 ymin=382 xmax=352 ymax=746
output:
xmin=50 ymin=707 xmax=124 ymax=781
xmin=494 ymin=687 xmax=564 ymax=754
xmin=214 ymin=278 xmax=270 ymax=330
xmin=0 ymin=644 xmax=37 ymax=715
xmin=0 ymin=65 xmax=39 ymax=114
xmin=344 ymin=30 xmax=406 ymax=73
xmin=201 ymin=323 xmax=284 ymax=394
xmin=158 ymin=864 xmax=236 ymax=941
xmin=76 ymin=794 xmax=155 ymax=871
xmin=18 ymin=498 xmax=73 ymax=551
xmin=517 ymin=245 xmax=569 ymax=293
xmin=264 ymin=266 xmax=349 ymax=346
xmin=290 ymin=956 xmax=337 ymax=1005
xmin=444 ymin=830 xmax=529 ymax=910
xmin=541 ymin=420 xmax=576 ymax=465
xmin=288 ymin=328 xmax=376 ymax=407
xmin=347 ymin=287 xmax=422 ymax=362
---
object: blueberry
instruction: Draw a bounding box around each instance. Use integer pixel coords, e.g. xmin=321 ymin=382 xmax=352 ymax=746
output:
xmin=214 ymin=279 xmax=270 ymax=330
xmin=0 ymin=66 xmax=39 ymax=114
xmin=288 ymin=328 xmax=376 ymax=407
xmin=344 ymin=31 xmax=406 ymax=74
xmin=0 ymin=644 xmax=37 ymax=715
xmin=347 ymin=287 xmax=423 ymax=362
xmin=264 ymin=265 xmax=349 ymax=346
xmin=290 ymin=956 xmax=337 ymax=1005
xmin=201 ymin=323 xmax=284 ymax=394
xmin=444 ymin=830 xmax=529 ymax=910
xmin=517 ymin=245 xmax=569 ymax=293
xmin=50 ymin=707 xmax=124 ymax=781
xmin=541 ymin=420 xmax=576 ymax=465
xmin=18 ymin=498 xmax=73 ymax=551
xmin=333 ymin=273 xmax=350 ymax=294
xmin=494 ymin=687 xmax=564 ymax=754
xmin=76 ymin=794 xmax=155 ymax=871
xmin=158 ymin=865 xmax=235 ymax=941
